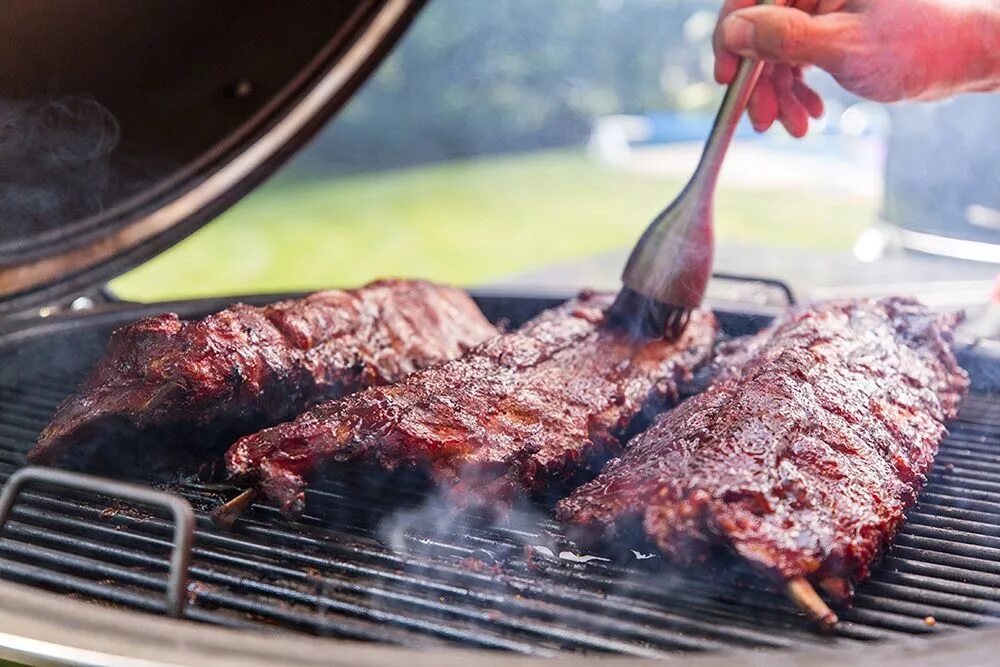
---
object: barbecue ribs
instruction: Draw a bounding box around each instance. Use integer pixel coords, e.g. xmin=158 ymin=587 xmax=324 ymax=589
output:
xmin=30 ymin=279 xmax=496 ymax=465
xmin=556 ymin=297 xmax=968 ymax=624
xmin=225 ymin=292 xmax=718 ymax=516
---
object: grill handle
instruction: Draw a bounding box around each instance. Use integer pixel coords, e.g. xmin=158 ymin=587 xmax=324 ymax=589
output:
xmin=0 ymin=466 xmax=196 ymax=618
xmin=712 ymin=272 xmax=797 ymax=306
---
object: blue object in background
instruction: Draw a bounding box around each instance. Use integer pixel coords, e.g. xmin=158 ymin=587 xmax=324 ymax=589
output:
xmin=634 ymin=112 xmax=759 ymax=145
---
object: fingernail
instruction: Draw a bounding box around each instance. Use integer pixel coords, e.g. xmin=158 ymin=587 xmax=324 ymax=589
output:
xmin=723 ymin=16 xmax=756 ymax=54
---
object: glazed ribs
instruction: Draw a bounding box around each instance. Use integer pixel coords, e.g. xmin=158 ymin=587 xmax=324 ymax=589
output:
xmin=225 ymin=292 xmax=718 ymax=516
xmin=557 ymin=297 xmax=968 ymax=618
xmin=30 ymin=279 xmax=497 ymax=465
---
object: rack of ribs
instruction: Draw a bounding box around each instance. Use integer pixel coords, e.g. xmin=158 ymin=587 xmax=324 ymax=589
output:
xmin=224 ymin=292 xmax=718 ymax=517
xmin=30 ymin=279 xmax=497 ymax=465
xmin=556 ymin=297 xmax=969 ymax=627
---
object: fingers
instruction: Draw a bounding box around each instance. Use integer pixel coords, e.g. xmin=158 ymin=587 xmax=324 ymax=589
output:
xmin=773 ymin=66 xmax=809 ymax=137
xmin=792 ymin=0 xmax=821 ymax=14
xmin=716 ymin=0 xmax=827 ymax=83
xmin=714 ymin=0 xmax=756 ymax=84
xmin=720 ymin=5 xmax=847 ymax=72
xmin=793 ymin=73 xmax=825 ymax=119
xmin=714 ymin=1 xmax=832 ymax=137
xmin=748 ymin=65 xmax=825 ymax=137
xmin=747 ymin=64 xmax=779 ymax=132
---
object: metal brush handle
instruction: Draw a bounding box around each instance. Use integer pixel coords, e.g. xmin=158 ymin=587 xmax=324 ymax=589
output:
xmin=616 ymin=0 xmax=788 ymax=316
xmin=691 ymin=0 xmax=785 ymax=191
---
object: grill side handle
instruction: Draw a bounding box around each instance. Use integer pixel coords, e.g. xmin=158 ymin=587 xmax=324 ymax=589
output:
xmin=0 ymin=466 xmax=195 ymax=618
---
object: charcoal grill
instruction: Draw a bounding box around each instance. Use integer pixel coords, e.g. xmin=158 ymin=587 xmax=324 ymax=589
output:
xmin=3 ymin=2 xmax=1000 ymax=664
xmin=0 ymin=294 xmax=998 ymax=665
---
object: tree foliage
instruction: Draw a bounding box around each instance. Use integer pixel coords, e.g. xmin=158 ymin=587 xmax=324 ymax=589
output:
xmin=292 ymin=0 xmax=718 ymax=175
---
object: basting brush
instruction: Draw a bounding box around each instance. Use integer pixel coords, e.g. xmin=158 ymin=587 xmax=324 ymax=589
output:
xmin=607 ymin=0 xmax=785 ymax=340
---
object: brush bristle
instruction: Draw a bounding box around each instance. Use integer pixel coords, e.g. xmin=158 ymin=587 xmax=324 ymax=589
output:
xmin=606 ymin=287 xmax=691 ymax=340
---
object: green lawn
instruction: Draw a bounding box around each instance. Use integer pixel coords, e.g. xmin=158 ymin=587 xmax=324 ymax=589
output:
xmin=111 ymin=149 xmax=874 ymax=301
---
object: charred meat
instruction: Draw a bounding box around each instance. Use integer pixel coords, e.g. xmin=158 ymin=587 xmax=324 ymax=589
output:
xmin=225 ymin=292 xmax=718 ymax=516
xmin=30 ymin=279 xmax=497 ymax=465
xmin=556 ymin=298 xmax=968 ymax=623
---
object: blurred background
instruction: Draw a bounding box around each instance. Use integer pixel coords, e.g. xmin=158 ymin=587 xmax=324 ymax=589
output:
xmin=108 ymin=0 xmax=999 ymax=306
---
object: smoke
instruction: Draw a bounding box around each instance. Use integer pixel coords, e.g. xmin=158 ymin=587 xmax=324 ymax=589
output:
xmin=376 ymin=489 xmax=561 ymax=564
xmin=370 ymin=484 xmax=684 ymax=599
xmin=0 ymin=96 xmax=122 ymax=239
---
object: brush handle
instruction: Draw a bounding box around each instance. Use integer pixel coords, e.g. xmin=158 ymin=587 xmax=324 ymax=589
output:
xmin=615 ymin=0 xmax=791 ymax=313
xmin=691 ymin=0 xmax=787 ymax=192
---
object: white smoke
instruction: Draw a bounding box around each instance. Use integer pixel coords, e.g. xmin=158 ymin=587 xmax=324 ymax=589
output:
xmin=0 ymin=96 xmax=121 ymax=239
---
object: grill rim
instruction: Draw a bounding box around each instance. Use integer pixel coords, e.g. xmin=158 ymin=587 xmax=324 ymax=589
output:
xmin=0 ymin=289 xmax=996 ymax=666
xmin=4 ymin=577 xmax=1000 ymax=667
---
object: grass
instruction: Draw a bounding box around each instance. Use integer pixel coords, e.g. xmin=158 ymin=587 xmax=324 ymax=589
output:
xmin=110 ymin=149 xmax=874 ymax=301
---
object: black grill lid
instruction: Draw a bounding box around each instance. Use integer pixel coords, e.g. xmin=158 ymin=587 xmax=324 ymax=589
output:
xmin=0 ymin=0 xmax=424 ymax=317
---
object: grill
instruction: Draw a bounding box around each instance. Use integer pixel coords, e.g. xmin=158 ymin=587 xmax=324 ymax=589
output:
xmin=0 ymin=294 xmax=998 ymax=662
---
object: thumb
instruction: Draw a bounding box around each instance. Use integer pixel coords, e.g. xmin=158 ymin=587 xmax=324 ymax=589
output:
xmin=721 ymin=6 xmax=847 ymax=72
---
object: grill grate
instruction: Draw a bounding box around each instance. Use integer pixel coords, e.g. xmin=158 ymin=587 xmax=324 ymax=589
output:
xmin=0 ymin=340 xmax=998 ymax=656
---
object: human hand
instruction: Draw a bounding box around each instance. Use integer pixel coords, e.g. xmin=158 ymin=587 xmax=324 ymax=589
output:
xmin=713 ymin=0 xmax=1000 ymax=137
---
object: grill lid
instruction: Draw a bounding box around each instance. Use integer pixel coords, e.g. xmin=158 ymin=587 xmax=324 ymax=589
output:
xmin=0 ymin=0 xmax=424 ymax=318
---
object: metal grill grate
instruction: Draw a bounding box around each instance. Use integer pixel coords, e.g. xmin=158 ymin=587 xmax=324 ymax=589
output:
xmin=0 ymin=304 xmax=998 ymax=656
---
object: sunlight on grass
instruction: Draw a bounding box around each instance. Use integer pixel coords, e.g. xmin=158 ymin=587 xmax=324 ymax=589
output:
xmin=111 ymin=150 xmax=874 ymax=301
